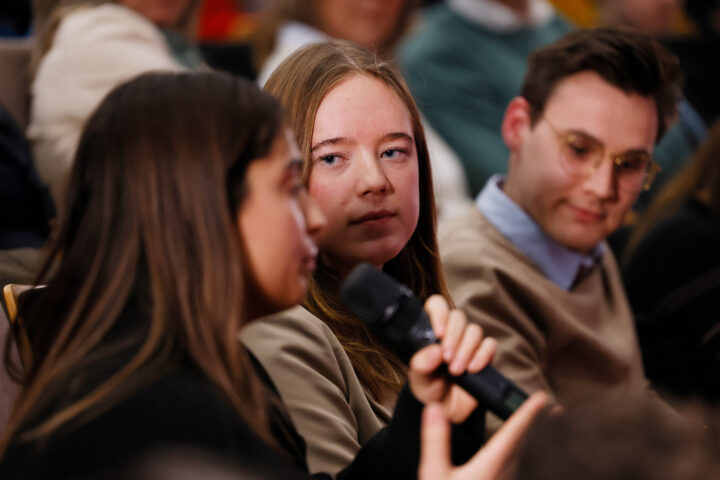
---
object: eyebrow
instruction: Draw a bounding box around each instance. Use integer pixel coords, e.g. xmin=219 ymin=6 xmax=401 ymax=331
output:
xmin=381 ymin=132 xmax=414 ymax=143
xmin=310 ymin=137 xmax=349 ymax=153
xmin=310 ymin=132 xmax=413 ymax=153
xmin=565 ymin=129 xmax=651 ymax=155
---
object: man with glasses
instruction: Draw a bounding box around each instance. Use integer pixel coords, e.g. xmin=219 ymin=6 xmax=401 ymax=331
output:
xmin=439 ymin=27 xmax=682 ymax=433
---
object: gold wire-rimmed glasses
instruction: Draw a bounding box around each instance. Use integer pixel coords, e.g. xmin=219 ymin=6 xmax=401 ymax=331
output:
xmin=543 ymin=116 xmax=661 ymax=192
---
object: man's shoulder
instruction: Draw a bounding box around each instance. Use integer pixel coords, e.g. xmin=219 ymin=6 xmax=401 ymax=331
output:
xmin=439 ymin=208 xmax=530 ymax=266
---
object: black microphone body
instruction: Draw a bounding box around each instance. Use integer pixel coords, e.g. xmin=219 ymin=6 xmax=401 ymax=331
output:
xmin=341 ymin=263 xmax=528 ymax=421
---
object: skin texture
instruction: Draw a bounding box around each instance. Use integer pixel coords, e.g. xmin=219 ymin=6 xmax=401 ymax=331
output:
xmin=316 ymin=0 xmax=405 ymax=50
xmin=502 ymin=71 xmax=658 ymax=253
xmin=600 ymin=0 xmax=683 ymax=36
xmin=118 ymin=0 xmax=191 ymax=28
xmin=308 ymin=74 xmax=420 ymax=277
xmin=238 ymin=130 xmax=325 ymax=315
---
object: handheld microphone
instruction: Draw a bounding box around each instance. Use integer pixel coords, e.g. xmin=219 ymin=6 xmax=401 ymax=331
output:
xmin=340 ymin=263 xmax=528 ymax=420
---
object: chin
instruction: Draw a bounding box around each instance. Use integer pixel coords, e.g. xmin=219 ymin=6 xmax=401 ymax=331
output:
xmin=358 ymin=243 xmax=406 ymax=268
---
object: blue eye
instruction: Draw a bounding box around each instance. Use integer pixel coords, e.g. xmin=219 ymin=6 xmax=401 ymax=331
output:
xmin=319 ymin=154 xmax=340 ymax=165
xmin=381 ymin=148 xmax=408 ymax=160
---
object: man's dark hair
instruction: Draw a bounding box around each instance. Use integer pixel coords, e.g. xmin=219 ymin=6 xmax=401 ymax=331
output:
xmin=521 ymin=27 xmax=683 ymax=143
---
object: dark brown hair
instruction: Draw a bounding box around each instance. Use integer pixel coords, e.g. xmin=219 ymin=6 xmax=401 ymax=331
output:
xmin=521 ymin=26 xmax=683 ymax=142
xmin=2 ymin=72 xmax=284 ymax=453
xmin=264 ymin=40 xmax=451 ymax=401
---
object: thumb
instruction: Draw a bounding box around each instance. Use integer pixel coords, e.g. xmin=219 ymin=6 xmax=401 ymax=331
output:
xmin=418 ymin=403 xmax=452 ymax=480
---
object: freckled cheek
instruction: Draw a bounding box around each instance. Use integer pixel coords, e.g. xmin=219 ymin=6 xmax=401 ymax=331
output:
xmin=393 ymin=166 xmax=421 ymax=230
xmin=309 ymin=175 xmax=350 ymax=231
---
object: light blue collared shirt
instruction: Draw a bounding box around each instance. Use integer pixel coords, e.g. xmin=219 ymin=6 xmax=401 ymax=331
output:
xmin=477 ymin=175 xmax=605 ymax=290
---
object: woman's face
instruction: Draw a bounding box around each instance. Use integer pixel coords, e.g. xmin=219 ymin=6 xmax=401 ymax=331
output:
xmin=119 ymin=0 xmax=192 ymax=28
xmin=308 ymin=74 xmax=420 ymax=278
xmin=317 ymin=0 xmax=406 ymax=50
xmin=238 ymin=129 xmax=326 ymax=315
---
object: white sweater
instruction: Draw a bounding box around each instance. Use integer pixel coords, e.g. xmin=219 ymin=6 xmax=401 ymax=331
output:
xmin=29 ymin=4 xmax=184 ymax=208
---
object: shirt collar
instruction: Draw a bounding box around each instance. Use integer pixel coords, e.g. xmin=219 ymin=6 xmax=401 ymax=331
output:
xmin=447 ymin=0 xmax=556 ymax=32
xmin=477 ymin=175 xmax=605 ymax=290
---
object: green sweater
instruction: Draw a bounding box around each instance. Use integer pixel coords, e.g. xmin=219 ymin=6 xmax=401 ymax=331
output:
xmin=399 ymin=4 xmax=571 ymax=195
xmin=399 ymin=4 xmax=693 ymax=201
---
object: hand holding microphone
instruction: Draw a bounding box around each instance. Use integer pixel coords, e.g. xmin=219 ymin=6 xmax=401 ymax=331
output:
xmin=341 ymin=263 xmax=529 ymax=421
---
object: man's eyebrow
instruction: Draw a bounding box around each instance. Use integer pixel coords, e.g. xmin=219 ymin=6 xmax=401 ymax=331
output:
xmin=565 ymin=129 xmax=651 ymax=155
xmin=310 ymin=137 xmax=349 ymax=152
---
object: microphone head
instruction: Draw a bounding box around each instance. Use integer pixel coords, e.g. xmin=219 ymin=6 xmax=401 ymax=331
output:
xmin=340 ymin=263 xmax=402 ymax=328
xmin=341 ymin=263 xmax=433 ymax=362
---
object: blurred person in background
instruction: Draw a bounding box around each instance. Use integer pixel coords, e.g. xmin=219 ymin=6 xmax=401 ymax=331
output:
xmin=252 ymin=0 xmax=473 ymax=221
xmin=514 ymin=396 xmax=720 ymax=480
xmin=29 ymin=0 xmax=204 ymax=211
xmin=621 ymin=120 xmax=720 ymax=404
xmin=398 ymin=0 xmax=572 ymax=197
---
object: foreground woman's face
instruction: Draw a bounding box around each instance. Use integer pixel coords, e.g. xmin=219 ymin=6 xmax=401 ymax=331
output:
xmin=308 ymin=74 xmax=420 ymax=278
xmin=239 ymin=130 xmax=325 ymax=314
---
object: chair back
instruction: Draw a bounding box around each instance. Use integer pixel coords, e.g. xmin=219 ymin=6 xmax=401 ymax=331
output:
xmin=2 ymin=283 xmax=36 ymax=369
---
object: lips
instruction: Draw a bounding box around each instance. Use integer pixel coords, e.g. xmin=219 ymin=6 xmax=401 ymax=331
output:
xmin=567 ymin=204 xmax=606 ymax=222
xmin=349 ymin=209 xmax=396 ymax=225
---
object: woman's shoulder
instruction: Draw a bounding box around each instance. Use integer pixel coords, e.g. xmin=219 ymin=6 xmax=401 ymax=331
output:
xmin=241 ymin=306 xmax=356 ymax=398
xmin=242 ymin=305 xmax=343 ymax=352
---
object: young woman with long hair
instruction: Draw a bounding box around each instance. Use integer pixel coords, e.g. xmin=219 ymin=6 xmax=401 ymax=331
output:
xmin=242 ymin=40 xmax=494 ymax=475
xmin=0 ymin=70 xmax=545 ymax=479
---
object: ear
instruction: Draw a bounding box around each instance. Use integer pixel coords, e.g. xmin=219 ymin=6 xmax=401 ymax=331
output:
xmin=501 ymin=97 xmax=532 ymax=153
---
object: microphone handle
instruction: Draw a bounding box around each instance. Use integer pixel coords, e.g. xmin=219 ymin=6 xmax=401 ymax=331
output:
xmin=436 ymin=362 xmax=528 ymax=420
xmin=409 ymin=320 xmax=529 ymax=420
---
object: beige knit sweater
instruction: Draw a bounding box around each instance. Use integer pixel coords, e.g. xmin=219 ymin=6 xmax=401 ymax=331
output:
xmin=440 ymin=208 xmax=652 ymax=431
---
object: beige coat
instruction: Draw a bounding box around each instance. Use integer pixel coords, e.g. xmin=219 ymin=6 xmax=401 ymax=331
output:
xmin=241 ymin=306 xmax=396 ymax=476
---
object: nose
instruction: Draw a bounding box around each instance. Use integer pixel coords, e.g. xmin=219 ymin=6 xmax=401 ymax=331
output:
xmin=583 ymin=155 xmax=617 ymax=200
xmin=300 ymin=191 xmax=326 ymax=240
xmin=355 ymin=150 xmax=391 ymax=196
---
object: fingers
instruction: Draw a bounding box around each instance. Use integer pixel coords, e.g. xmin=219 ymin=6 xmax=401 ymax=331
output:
xmin=418 ymin=403 xmax=452 ymax=480
xmin=468 ymin=391 xmax=549 ymax=477
xmin=425 ymin=295 xmax=450 ymax=339
xmin=448 ymin=322 xmax=481 ymax=375
xmin=442 ymin=309 xmax=466 ymax=362
xmin=410 ymin=343 xmax=444 ymax=375
xmin=468 ymin=337 xmax=497 ymax=373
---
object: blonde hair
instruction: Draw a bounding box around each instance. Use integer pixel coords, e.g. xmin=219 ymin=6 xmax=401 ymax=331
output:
xmin=264 ymin=40 xmax=451 ymax=401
